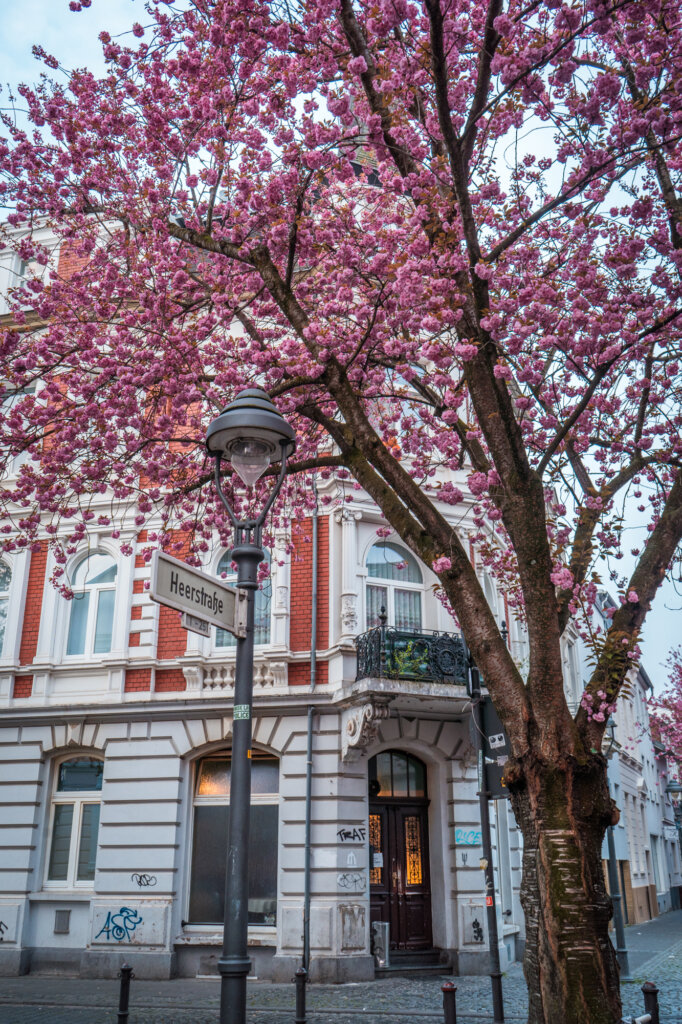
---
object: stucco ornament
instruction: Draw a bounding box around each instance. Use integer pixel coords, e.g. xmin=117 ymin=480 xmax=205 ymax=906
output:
xmin=342 ymin=702 xmax=390 ymax=762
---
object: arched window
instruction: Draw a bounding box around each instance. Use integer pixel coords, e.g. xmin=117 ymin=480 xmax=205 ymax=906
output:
xmin=366 ymin=542 xmax=423 ymax=631
xmin=188 ymin=751 xmax=279 ymax=925
xmin=0 ymin=559 xmax=10 ymax=655
xmin=215 ymin=550 xmax=271 ymax=647
xmin=46 ymin=757 xmax=103 ymax=887
xmin=368 ymin=750 xmax=427 ymax=800
xmin=66 ymin=552 xmax=117 ymax=656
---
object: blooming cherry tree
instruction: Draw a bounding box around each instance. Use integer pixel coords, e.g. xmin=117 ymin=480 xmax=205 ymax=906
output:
xmin=2 ymin=1 xmax=682 ymax=1021
xmin=649 ymin=649 xmax=682 ymax=766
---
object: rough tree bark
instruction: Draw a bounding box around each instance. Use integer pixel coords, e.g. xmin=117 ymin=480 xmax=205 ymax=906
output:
xmin=509 ymin=754 xmax=620 ymax=1024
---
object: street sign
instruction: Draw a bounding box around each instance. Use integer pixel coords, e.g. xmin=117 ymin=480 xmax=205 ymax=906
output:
xmin=181 ymin=612 xmax=211 ymax=638
xmin=150 ymin=551 xmax=246 ymax=637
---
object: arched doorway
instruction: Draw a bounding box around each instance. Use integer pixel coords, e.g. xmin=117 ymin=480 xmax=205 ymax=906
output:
xmin=368 ymin=750 xmax=432 ymax=951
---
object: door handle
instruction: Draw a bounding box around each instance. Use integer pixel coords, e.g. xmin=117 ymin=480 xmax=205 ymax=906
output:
xmin=391 ymin=857 xmax=397 ymax=889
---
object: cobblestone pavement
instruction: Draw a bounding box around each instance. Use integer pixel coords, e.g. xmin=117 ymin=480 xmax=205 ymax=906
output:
xmin=1 ymin=912 xmax=680 ymax=1023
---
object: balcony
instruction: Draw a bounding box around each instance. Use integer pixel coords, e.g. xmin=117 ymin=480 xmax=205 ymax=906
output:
xmin=355 ymin=623 xmax=468 ymax=687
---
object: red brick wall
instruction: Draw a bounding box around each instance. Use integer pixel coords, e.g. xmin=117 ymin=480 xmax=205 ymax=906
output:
xmin=155 ymin=668 xmax=186 ymax=692
xmin=289 ymin=516 xmax=329 ymax=653
xmin=124 ymin=668 xmax=152 ymax=693
xmin=157 ymin=607 xmax=188 ymax=659
xmin=19 ymin=543 xmax=48 ymax=666
xmin=288 ymin=662 xmax=328 ymax=687
xmin=56 ymin=240 xmax=89 ymax=280
xmin=156 ymin=531 xmax=189 ymax=659
xmin=13 ymin=675 xmax=33 ymax=698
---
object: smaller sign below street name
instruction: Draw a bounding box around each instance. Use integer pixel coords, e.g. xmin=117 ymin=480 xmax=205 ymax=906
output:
xmin=233 ymin=704 xmax=250 ymax=720
xmin=181 ymin=612 xmax=211 ymax=638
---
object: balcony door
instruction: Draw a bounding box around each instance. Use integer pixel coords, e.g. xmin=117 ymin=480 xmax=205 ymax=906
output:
xmin=368 ymin=751 xmax=432 ymax=951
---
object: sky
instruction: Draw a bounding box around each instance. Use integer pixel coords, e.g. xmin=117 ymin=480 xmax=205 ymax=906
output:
xmin=1 ymin=0 xmax=680 ymax=692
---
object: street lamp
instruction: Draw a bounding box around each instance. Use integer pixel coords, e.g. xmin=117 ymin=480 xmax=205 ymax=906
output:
xmin=604 ymin=719 xmax=631 ymax=980
xmin=206 ymin=388 xmax=295 ymax=1024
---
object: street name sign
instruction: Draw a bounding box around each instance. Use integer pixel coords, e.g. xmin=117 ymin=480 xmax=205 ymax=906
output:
xmin=150 ymin=551 xmax=246 ymax=637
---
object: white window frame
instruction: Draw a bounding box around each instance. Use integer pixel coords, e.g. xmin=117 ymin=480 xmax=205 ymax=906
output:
xmin=365 ymin=541 xmax=424 ymax=631
xmin=44 ymin=757 xmax=102 ymax=890
xmin=0 ymin=559 xmax=10 ymax=658
xmin=213 ymin=550 xmax=272 ymax=649
xmin=65 ymin=551 xmax=118 ymax=659
xmin=1 ymin=381 xmax=38 ymax=479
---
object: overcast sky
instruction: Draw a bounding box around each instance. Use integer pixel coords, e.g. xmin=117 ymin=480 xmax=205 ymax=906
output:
xmin=1 ymin=0 xmax=680 ymax=692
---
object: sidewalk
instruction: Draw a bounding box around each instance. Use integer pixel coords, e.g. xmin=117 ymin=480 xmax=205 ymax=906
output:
xmin=0 ymin=911 xmax=680 ymax=1024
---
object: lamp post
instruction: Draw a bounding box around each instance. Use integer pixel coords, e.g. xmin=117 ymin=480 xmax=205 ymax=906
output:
xmin=604 ymin=719 xmax=631 ymax=979
xmin=206 ymin=388 xmax=295 ymax=1024
xmin=468 ymin=657 xmax=505 ymax=1024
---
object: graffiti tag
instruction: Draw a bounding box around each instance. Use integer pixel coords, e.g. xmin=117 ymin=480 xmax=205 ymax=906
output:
xmin=337 ymin=826 xmax=366 ymax=843
xmin=455 ymin=828 xmax=482 ymax=846
xmin=95 ymin=907 xmax=143 ymax=943
xmin=0 ymin=920 xmax=6 ymax=941
xmin=472 ymin=918 xmax=484 ymax=943
xmin=337 ymin=872 xmax=366 ymax=893
xmin=131 ymin=873 xmax=157 ymax=888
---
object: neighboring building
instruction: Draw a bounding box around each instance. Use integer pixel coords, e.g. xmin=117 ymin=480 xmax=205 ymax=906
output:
xmin=591 ymin=593 xmax=682 ymax=924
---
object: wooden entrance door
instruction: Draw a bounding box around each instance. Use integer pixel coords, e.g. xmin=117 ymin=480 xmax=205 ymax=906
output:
xmin=368 ymin=751 xmax=432 ymax=951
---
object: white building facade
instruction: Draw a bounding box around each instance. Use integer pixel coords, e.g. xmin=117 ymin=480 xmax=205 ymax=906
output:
xmin=0 ymin=480 xmax=527 ymax=980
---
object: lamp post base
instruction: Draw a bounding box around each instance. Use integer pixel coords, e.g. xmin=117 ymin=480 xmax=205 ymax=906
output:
xmin=219 ymin=955 xmax=252 ymax=1024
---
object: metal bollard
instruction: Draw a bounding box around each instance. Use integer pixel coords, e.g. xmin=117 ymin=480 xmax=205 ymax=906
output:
xmin=641 ymin=981 xmax=659 ymax=1024
xmin=294 ymin=965 xmax=307 ymax=1024
xmin=117 ymin=963 xmax=133 ymax=1024
xmin=442 ymin=981 xmax=457 ymax=1024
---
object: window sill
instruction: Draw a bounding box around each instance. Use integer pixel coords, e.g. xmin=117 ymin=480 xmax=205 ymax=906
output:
xmin=177 ymin=925 xmax=276 ymax=947
xmin=29 ymin=891 xmax=94 ymax=902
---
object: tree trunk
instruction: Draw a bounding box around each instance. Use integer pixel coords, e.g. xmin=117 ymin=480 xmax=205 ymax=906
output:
xmin=509 ymin=753 xmax=622 ymax=1024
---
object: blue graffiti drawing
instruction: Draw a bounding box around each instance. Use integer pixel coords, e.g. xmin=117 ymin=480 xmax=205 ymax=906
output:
xmin=95 ymin=907 xmax=143 ymax=943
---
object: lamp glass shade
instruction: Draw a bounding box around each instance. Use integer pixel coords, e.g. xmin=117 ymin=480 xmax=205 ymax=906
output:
xmin=230 ymin=437 xmax=272 ymax=488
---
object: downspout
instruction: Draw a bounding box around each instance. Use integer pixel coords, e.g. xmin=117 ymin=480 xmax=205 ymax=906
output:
xmin=303 ymin=474 xmax=319 ymax=972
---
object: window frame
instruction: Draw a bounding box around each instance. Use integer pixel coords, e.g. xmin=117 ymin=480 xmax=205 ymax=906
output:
xmin=44 ymin=756 xmax=103 ymax=891
xmin=213 ymin=550 xmax=272 ymax=649
xmin=365 ymin=541 xmax=424 ymax=632
xmin=64 ymin=551 xmax=118 ymax=659
xmin=187 ymin=750 xmax=280 ymax=930
xmin=0 ymin=558 xmax=10 ymax=658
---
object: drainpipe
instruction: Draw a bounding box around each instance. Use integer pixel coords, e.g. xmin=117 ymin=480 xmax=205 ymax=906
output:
xmin=303 ymin=474 xmax=319 ymax=972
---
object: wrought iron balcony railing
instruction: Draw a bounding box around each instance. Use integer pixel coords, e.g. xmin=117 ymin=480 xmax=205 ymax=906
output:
xmin=355 ymin=620 xmax=468 ymax=687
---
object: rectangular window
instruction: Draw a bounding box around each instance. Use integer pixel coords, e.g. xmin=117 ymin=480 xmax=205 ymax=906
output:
xmin=366 ymin=585 xmax=388 ymax=628
xmin=47 ymin=804 xmax=74 ymax=881
xmin=0 ymin=598 xmax=7 ymax=654
xmin=188 ymin=804 xmax=278 ymax=924
xmin=46 ymin=758 xmax=102 ymax=888
xmin=66 ymin=594 xmax=90 ymax=655
xmin=394 ymin=589 xmax=421 ymax=631
xmin=77 ymin=804 xmax=100 ymax=881
xmin=93 ymin=590 xmax=115 ymax=653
